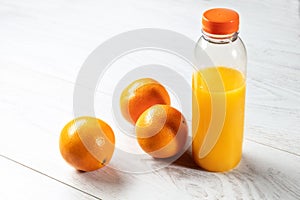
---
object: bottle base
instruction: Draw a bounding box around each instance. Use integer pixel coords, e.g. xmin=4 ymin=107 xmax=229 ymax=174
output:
xmin=193 ymin=154 xmax=242 ymax=172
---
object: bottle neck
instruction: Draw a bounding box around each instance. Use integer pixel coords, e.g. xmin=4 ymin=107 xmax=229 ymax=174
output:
xmin=202 ymin=30 xmax=239 ymax=44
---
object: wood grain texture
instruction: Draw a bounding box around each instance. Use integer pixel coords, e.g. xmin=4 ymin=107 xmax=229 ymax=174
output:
xmin=0 ymin=0 xmax=299 ymax=199
xmin=0 ymin=156 xmax=97 ymax=200
xmin=1 ymin=0 xmax=299 ymax=154
xmin=1 ymin=113 xmax=299 ymax=200
xmin=0 ymin=64 xmax=299 ymax=199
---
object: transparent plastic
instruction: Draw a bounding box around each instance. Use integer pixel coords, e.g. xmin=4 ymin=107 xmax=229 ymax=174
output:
xmin=195 ymin=31 xmax=247 ymax=75
xmin=192 ymin=30 xmax=247 ymax=172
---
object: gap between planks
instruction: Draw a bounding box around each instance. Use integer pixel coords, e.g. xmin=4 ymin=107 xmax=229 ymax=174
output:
xmin=0 ymin=154 xmax=102 ymax=200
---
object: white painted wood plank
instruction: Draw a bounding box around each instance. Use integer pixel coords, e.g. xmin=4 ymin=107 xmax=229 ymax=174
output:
xmin=0 ymin=0 xmax=299 ymax=156
xmin=1 ymin=60 xmax=299 ymax=156
xmin=246 ymin=76 xmax=300 ymax=156
xmin=0 ymin=64 xmax=299 ymax=199
xmin=0 ymin=0 xmax=299 ymax=93
xmin=0 ymin=112 xmax=299 ymax=199
xmin=0 ymin=156 xmax=97 ymax=200
xmin=0 ymin=0 xmax=299 ymax=199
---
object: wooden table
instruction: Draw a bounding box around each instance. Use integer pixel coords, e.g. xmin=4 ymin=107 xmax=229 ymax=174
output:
xmin=1 ymin=0 xmax=299 ymax=199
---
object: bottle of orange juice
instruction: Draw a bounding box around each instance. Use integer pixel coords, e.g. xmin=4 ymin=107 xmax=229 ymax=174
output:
xmin=192 ymin=8 xmax=247 ymax=172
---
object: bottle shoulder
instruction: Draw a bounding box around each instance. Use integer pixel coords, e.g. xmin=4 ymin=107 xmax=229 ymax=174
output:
xmin=196 ymin=36 xmax=246 ymax=56
xmin=197 ymin=36 xmax=245 ymax=47
xmin=195 ymin=35 xmax=247 ymax=73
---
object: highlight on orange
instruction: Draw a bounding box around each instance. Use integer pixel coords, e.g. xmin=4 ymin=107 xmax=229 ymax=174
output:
xmin=135 ymin=105 xmax=188 ymax=158
xmin=120 ymin=78 xmax=171 ymax=124
xmin=59 ymin=116 xmax=115 ymax=172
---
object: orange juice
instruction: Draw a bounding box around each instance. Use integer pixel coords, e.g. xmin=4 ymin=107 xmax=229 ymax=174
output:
xmin=192 ymin=66 xmax=246 ymax=172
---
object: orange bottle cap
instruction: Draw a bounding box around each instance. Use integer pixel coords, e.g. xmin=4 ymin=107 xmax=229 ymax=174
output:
xmin=202 ymin=8 xmax=239 ymax=35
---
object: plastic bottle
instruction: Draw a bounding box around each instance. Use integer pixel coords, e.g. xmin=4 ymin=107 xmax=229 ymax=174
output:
xmin=192 ymin=8 xmax=247 ymax=172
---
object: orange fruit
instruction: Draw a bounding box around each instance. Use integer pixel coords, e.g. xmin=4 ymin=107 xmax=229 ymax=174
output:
xmin=135 ymin=105 xmax=188 ymax=158
xmin=59 ymin=116 xmax=115 ymax=172
xmin=120 ymin=78 xmax=170 ymax=124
